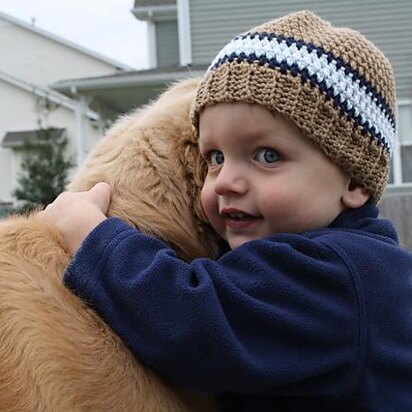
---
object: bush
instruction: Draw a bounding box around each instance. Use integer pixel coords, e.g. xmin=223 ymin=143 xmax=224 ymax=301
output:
xmin=13 ymin=128 xmax=73 ymax=211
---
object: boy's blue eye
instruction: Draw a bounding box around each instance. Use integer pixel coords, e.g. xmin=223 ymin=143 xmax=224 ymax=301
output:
xmin=255 ymin=148 xmax=281 ymax=164
xmin=209 ymin=150 xmax=224 ymax=166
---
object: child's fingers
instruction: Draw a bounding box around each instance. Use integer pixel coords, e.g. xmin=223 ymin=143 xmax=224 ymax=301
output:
xmin=87 ymin=182 xmax=111 ymax=214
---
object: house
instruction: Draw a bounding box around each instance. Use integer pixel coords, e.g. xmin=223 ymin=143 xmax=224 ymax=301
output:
xmin=52 ymin=0 xmax=205 ymax=118
xmin=0 ymin=11 xmax=130 ymax=206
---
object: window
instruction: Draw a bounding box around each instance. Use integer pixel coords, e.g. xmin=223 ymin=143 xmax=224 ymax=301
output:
xmin=389 ymin=102 xmax=412 ymax=186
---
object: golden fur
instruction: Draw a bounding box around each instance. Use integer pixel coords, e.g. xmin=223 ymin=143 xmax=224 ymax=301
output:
xmin=0 ymin=78 xmax=220 ymax=411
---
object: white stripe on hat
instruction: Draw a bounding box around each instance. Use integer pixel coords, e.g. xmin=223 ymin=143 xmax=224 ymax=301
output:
xmin=209 ymin=33 xmax=396 ymax=153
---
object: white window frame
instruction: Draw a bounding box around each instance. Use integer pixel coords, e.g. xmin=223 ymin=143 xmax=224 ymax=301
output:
xmin=388 ymin=99 xmax=412 ymax=189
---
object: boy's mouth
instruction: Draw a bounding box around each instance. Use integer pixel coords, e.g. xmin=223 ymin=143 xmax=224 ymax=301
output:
xmin=226 ymin=212 xmax=253 ymax=220
xmin=220 ymin=208 xmax=260 ymax=228
xmin=221 ymin=208 xmax=255 ymax=219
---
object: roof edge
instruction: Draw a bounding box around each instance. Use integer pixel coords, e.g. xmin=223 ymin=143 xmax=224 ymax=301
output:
xmin=131 ymin=5 xmax=177 ymax=21
xmin=51 ymin=65 xmax=206 ymax=93
xmin=0 ymin=11 xmax=133 ymax=71
xmin=2 ymin=128 xmax=66 ymax=149
xmin=0 ymin=70 xmax=99 ymax=120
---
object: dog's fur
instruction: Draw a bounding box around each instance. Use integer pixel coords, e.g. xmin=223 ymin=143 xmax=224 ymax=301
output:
xmin=0 ymin=78 xmax=220 ymax=411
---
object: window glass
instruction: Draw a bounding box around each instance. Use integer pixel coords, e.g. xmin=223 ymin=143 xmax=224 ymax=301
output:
xmin=398 ymin=105 xmax=412 ymax=144
xmin=401 ymin=145 xmax=412 ymax=183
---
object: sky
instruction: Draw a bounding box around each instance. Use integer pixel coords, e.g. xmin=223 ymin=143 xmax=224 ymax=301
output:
xmin=0 ymin=0 xmax=149 ymax=69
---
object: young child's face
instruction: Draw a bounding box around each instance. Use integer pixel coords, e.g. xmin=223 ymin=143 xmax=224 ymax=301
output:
xmin=199 ymin=103 xmax=351 ymax=250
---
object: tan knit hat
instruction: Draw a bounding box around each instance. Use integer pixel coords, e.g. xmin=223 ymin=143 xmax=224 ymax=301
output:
xmin=190 ymin=11 xmax=396 ymax=201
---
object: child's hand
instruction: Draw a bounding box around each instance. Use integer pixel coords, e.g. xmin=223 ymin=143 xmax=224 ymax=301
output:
xmin=40 ymin=182 xmax=111 ymax=256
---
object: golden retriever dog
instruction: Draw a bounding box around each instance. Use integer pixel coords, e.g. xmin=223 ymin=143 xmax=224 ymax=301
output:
xmin=0 ymin=78 xmax=221 ymax=411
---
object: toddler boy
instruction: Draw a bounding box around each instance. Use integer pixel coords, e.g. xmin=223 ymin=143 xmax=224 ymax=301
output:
xmin=43 ymin=11 xmax=412 ymax=411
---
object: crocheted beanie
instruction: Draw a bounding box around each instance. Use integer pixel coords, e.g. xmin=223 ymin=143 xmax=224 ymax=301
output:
xmin=190 ymin=11 xmax=396 ymax=201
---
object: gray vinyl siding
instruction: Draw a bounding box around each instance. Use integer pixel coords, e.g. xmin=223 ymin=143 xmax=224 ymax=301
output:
xmin=189 ymin=0 xmax=412 ymax=99
xmin=156 ymin=20 xmax=179 ymax=67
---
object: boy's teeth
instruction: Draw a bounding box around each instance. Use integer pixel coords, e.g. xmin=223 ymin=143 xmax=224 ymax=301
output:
xmin=230 ymin=212 xmax=247 ymax=219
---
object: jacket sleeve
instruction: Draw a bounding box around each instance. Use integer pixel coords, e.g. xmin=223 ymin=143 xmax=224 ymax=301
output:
xmin=64 ymin=217 xmax=362 ymax=396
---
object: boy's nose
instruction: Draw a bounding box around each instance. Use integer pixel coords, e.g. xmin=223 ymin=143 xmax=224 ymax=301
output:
xmin=214 ymin=163 xmax=248 ymax=196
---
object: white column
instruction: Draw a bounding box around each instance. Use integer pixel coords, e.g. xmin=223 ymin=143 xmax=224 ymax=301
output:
xmin=392 ymin=101 xmax=411 ymax=186
xmin=393 ymin=133 xmax=402 ymax=185
xmin=177 ymin=0 xmax=192 ymax=66
xmin=74 ymin=96 xmax=87 ymax=168
xmin=10 ymin=150 xmax=16 ymax=206
xmin=147 ymin=20 xmax=158 ymax=69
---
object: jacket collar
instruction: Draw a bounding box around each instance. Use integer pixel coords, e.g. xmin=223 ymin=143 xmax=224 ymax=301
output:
xmin=328 ymin=201 xmax=398 ymax=243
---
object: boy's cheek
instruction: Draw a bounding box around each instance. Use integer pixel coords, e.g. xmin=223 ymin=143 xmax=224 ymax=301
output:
xmin=200 ymin=184 xmax=213 ymax=219
xmin=200 ymin=183 xmax=220 ymax=227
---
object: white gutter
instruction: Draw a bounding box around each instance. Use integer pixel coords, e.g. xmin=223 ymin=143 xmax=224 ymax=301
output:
xmin=132 ymin=5 xmax=177 ymax=21
xmin=52 ymin=68 xmax=206 ymax=93
xmin=177 ymin=0 xmax=192 ymax=66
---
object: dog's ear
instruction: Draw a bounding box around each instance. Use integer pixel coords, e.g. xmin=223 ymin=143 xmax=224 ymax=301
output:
xmin=183 ymin=139 xmax=207 ymax=223
xmin=178 ymin=133 xmax=222 ymax=259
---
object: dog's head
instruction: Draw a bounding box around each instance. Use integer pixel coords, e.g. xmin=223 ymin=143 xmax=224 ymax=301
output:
xmin=69 ymin=78 xmax=221 ymax=261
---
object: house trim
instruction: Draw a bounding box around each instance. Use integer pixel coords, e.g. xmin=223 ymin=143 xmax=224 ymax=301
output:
xmin=74 ymin=97 xmax=88 ymax=166
xmin=52 ymin=66 xmax=207 ymax=93
xmin=385 ymin=183 xmax=412 ymax=196
xmin=132 ymin=5 xmax=177 ymax=21
xmin=1 ymin=71 xmax=99 ymax=168
xmin=0 ymin=70 xmax=99 ymax=120
xmin=2 ymin=128 xmax=66 ymax=149
xmin=0 ymin=11 xmax=132 ymax=71
xmin=177 ymin=0 xmax=192 ymax=66
xmin=147 ymin=21 xmax=158 ymax=68
xmin=388 ymin=98 xmax=412 ymax=189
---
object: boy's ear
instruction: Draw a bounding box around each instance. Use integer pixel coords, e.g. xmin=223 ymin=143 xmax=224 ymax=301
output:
xmin=342 ymin=179 xmax=370 ymax=209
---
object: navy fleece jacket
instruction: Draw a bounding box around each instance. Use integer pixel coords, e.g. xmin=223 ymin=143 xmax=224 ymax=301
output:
xmin=64 ymin=202 xmax=412 ymax=411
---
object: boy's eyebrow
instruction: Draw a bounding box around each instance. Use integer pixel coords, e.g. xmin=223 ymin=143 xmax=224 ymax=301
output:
xmin=197 ymin=139 xmax=209 ymax=152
